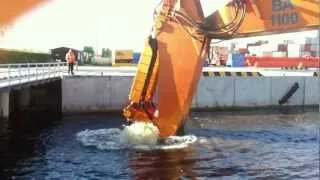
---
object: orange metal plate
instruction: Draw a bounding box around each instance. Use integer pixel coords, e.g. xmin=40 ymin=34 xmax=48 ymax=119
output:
xmin=156 ymin=22 xmax=207 ymax=137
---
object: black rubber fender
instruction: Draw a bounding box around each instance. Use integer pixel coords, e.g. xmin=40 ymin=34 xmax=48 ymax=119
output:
xmin=278 ymin=82 xmax=299 ymax=105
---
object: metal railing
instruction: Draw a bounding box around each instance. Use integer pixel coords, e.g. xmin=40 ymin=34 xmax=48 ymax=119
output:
xmin=0 ymin=62 xmax=71 ymax=87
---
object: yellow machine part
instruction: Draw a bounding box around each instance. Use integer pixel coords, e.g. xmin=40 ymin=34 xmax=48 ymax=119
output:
xmin=123 ymin=38 xmax=159 ymax=124
xmin=127 ymin=39 xmax=158 ymax=104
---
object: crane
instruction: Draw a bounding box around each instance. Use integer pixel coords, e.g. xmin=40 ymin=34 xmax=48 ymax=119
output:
xmin=1 ymin=0 xmax=320 ymax=139
xmin=246 ymin=40 xmax=269 ymax=55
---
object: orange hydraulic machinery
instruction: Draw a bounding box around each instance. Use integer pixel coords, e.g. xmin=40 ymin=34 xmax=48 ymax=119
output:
xmin=123 ymin=0 xmax=320 ymax=138
xmin=1 ymin=0 xmax=320 ymax=138
xmin=123 ymin=0 xmax=209 ymax=138
xmin=0 ymin=1 xmax=46 ymax=31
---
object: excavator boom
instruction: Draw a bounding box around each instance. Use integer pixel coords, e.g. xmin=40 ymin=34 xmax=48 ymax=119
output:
xmin=0 ymin=0 xmax=46 ymax=32
xmin=204 ymin=0 xmax=320 ymax=39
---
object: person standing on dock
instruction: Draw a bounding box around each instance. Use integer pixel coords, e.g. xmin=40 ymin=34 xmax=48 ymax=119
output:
xmin=66 ymin=49 xmax=76 ymax=75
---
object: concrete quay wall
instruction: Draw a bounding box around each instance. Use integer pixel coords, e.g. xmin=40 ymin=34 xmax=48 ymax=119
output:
xmin=62 ymin=76 xmax=319 ymax=113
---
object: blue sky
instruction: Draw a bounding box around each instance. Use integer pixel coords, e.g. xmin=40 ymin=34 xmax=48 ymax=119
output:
xmin=0 ymin=0 xmax=317 ymax=54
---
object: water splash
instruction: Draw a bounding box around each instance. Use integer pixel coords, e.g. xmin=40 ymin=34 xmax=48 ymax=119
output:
xmin=76 ymin=128 xmax=126 ymax=150
xmin=122 ymin=122 xmax=159 ymax=145
xmin=76 ymin=122 xmax=197 ymax=151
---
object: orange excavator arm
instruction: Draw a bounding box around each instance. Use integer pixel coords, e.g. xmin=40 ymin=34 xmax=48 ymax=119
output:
xmin=0 ymin=1 xmax=47 ymax=31
xmin=123 ymin=0 xmax=320 ymax=138
xmin=123 ymin=0 xmax=209 ymax=138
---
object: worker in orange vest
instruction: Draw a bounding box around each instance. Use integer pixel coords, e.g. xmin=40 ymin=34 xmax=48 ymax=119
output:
xmin=66 ymin=49 xmax=76 ymax=75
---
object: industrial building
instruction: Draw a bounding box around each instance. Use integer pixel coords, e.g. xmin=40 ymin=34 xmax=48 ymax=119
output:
xmin=51 ymin=47 xmax=83 ymax=63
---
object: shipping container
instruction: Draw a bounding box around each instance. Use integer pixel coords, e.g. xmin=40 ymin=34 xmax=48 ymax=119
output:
xmin=277 ymin=44 xmax=288 ymax=52
xmin=114 ymin=50 xmax=133 ymax=63
xmin=245 ymin=56 xmax=320 ymax=68
xmin=309 ymin=51 xmax=317 ymax=57
xmin=132 ymin=52 xmax=141 ymax=63
xmin=305 ymin=37 xmax=318 ymax=44
xmin=262 ymin=52 xmax=273 ymax=57
xmin=310 ymin=44 xmax=319 ymax=52
xmin=272 ymin=51 xmax=287 ymax=57
xmin=226 ymin=53 xmax=245 ymax=67
xmin=287 ymin=44 xmax=300 ymax=57
xmin=209 ymin=46 xmax=228 ymax=65
xmin=93 ymin=57 xmax=112 ymax=66
xmin=303 ymin=44 xmax=312 ymax=51
xmin=300 ymin=51 xmax=311 ymax=57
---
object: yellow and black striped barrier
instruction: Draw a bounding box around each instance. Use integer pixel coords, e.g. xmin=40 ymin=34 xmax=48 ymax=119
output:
xmin=202 ymin=71 xmax=262 ymax=77
xmin=112 ymin=63 xmax=137 ymax=67
xmin=281 ymin=67 xmax=308 ymax=70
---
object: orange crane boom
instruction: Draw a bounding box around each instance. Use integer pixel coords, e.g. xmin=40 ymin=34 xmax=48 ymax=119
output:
xmin=204 ymin=0 xmax=320 ymax=39
xmin=0 ymin=0 xmax=47 ymax=29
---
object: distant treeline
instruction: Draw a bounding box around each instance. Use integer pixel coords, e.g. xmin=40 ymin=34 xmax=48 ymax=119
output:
xmin=0 ymin=49 xmax=51 ymax=64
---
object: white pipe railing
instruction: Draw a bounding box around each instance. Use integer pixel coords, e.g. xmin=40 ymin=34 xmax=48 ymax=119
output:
xmin=0 ymin=62 xmax=72 ymax=88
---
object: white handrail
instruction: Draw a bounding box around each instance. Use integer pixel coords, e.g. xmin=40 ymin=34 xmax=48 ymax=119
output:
xmin=0 ymin=62 xmax=70 ymax=88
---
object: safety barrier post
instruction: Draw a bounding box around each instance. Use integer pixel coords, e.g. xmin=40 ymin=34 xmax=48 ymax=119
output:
xmin=53 ymin=63 xmax=56 ymax=77
xmin=7 ymin=64 xmax=10 ymax=86
xmin=18 ymin=64 xmax=21 ymax=84
xmin=43 ymin=63 xmax=45 ymax=79
xmin=55 ymin=63 xmax=58 ymax=77
xmin=62 ymin=62 xmax=64 ymax=75
xmin=36 ymin=63 xmax=38 ymax=80
xmin=27 ymin=63 xmax=30 ymax=81
xmin=48 ymin=63 xmax=50 ymax=78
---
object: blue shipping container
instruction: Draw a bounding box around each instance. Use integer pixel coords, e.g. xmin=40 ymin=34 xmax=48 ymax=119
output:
xmin=133 ymin=52 xmax=141 ymax=63
xmin=226 ymin=53 xmax=245 ymax=67
xmin=227 ymin=53 xmax=245 ymax=67
xmin=232 ymin=54 xmax=245 ymax=67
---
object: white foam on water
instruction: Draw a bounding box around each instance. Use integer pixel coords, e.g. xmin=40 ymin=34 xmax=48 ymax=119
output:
xmin=122 ymin=122 xmax=160 ymax=146
xmin=76 ymin=128 xmax=127 ymax=150
xmin=76 ymin=122 xmax=197 ymax=151
xmin=134 ymin=135 xmax=198 ymax=151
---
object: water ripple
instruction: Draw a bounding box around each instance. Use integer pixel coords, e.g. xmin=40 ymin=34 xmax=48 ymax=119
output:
xmin=1 ymin=111 xmax=319 ymax=179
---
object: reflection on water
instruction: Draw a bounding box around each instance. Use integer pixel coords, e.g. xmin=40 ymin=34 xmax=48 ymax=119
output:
xmin=129 ymin=149 xmax=197 ymax=179
xmin=0 ymin=109 xmax=319 ymax=179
